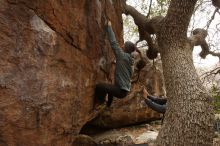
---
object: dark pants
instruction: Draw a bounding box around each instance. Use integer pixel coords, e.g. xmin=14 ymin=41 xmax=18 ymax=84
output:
xmin=95 ymin=83 xmax=128 ymax=107
xmin=145 ymin=95 xmax=167 ymax=114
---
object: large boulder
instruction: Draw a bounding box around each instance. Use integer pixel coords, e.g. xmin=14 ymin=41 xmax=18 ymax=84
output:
xmin=87 ymin=59 xmax=164 ymax=128
xmin=72 ymin=135 xmax=97 ymax=146
xmin=0 ymin=0 xmax=164 ymax=145
xmin=0 ymin=0 xmax=123 ymax=145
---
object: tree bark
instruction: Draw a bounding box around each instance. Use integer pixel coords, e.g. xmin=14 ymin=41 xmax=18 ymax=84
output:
xmin=122 ymin=0 xmax=216 ymax=145
xmin=156 ymin=0 xmax=215 ymax=145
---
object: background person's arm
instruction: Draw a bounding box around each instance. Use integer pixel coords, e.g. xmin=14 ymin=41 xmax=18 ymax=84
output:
xmin=148 ymin=95 xmax=167 ymax=105
xmin=145 ymin=98 xmax=166 ymax=113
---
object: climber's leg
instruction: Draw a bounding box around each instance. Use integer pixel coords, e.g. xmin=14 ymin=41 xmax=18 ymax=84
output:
xmin=95 ymin=83 xmax=128 ymax=107
xmin=95 ymin=83 xmax=108 ymax=104
xmin=106 ymin=87 xmax=128 ymax=107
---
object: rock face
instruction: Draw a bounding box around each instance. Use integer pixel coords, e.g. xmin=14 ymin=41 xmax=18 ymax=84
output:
xmin=0 ymin=0 xmax=163 ymax=145
xmin=87 ymin=83 xmax=162 ymax=129
xmin=72 ymin=135 xmax=97 ymax=146
xmin=0 ymin=0 xmax=122 ymax=145
xmin=86 ymin=57 xmax=164 ymax=129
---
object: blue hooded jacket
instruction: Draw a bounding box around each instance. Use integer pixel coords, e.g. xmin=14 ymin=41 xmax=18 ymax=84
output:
xmin=106 ymin=25 xmax=134 ymax=91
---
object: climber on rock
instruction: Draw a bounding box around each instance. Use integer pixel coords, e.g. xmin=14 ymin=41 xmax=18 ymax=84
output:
xmin=141 ymin=88 xmax=167 ymax=114
xmin=94 ymin=20 xmax=138 ymax=108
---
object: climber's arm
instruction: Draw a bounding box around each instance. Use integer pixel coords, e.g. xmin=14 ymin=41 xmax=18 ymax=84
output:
xmin=106 ymin=21 xmax=124 ymax=58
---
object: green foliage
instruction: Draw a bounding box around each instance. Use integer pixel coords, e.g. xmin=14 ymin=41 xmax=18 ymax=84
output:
xmin=211 ymin=84 xmax=220 ymax=113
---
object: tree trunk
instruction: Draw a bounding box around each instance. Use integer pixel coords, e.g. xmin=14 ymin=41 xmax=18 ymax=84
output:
xmin=157 ymin=41 xmax=214 ymax=146
xmin=156 ymin=0 xmax=214 ymax=145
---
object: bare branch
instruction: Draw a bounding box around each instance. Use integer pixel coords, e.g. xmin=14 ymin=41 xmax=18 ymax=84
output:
xmin=190 ymin=28 xmax=220 ymax=60
xmin=209 ymin=50 xmax=220 ymax=58
xmin=124 ymin=4 xmax=147 ymax=25
xmin=200 ymin=67 xmax=220 ymax=79
xmin=146 ymin=0 xmax=153 ymax=18
xmin=123 ymin=3 xmax=164 ymax=60
xmin=206 ymin=8 xmax=219 ymax=30
xmin=189 ymin=28 xmax=210 ymax=58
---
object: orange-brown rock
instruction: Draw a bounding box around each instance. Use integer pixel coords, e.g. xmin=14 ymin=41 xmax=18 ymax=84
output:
xmin=87 ymin=59 xmax=164 ymax=129
xmin=0 ymin=0 xmax=163 ymax=145
xmin=72 ymin=135 xmax=97 ymax=146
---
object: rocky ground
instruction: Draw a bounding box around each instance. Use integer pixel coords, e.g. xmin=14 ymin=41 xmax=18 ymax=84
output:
xmin=74 ymin=121 xmax=162 ymax=146
xmin=91 ymin=122 xmax=160 ymax=145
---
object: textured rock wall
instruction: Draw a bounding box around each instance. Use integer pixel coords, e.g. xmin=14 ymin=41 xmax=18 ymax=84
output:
xmin=86 ymin=59 xmax=164 ymax=129
xmin=0 ymin=0 xmax=163 ymax=145
xmin=0 ymin=0 xmax=123 ymax=145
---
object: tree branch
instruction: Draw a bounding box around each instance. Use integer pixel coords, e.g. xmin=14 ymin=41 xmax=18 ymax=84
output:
xmin=206 ymin=8 xmax=219 ymax=30
xmin=200 ymin=67 xmax=220 ymax=79
xmin=189 ymin=28 xmax=220 ymax=60
xmin=123 ymin=3 xmax=163 ymax=59
xmin=189 ymin=28 xmax=209 ymax=58
xmin=209 ymin=50 xmax=220 ymax=59
xmin=146 ymin=0 xmax=153 ymax=18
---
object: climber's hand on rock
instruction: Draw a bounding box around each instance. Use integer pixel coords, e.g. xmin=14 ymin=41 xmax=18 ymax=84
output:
xmin=107 ymin=20 xmax=111 ymax=26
